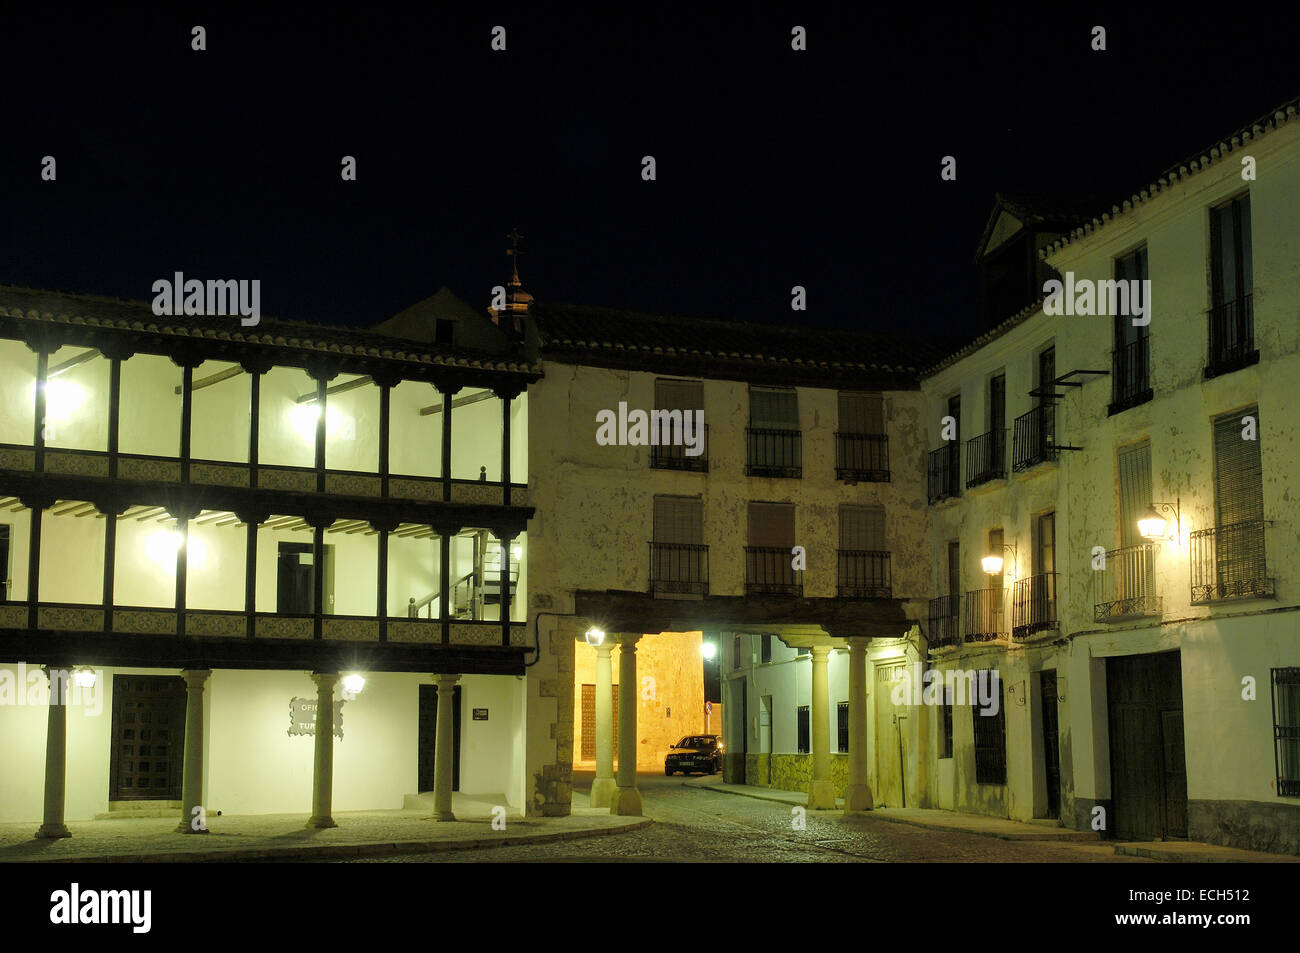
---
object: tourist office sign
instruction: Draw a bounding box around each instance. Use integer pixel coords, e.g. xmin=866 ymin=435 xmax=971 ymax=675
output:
xmin=288 ymin=697 xmax=346 ymax=738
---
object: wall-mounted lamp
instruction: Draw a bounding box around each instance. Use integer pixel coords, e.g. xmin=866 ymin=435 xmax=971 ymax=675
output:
xmin=585 ymin=627 xmax=605 ymax=647
xmin=72 ymin=667 xmax=97 ymax=689
xmin=1139 ymin=498 xmax=1181 ymax=542
xmin=342 ymin=673 xmax=366 ymax=696
xmin=981 ymin=543 xmax=1018 ymax=577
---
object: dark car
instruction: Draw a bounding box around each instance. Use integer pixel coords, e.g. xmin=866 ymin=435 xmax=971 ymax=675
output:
xmin=664 ymin=734 xmax=723 ymax=776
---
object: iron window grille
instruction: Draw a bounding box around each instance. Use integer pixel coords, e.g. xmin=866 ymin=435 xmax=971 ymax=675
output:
xmin=834 ymin=433 xmax=889 ymax=482
xmin=1012 ymin=404 xmax=1057 ymax=471
xmin=1011 ymin=572 xmax=1059 ymax=639
xmin=745 ymin=427 xmax=802 ymax=478
xmin=837 ymin=702 xmax=850 ymax=753
xmin=971 ymin=673 xmax=1006 ymax=785
xmin=963 ymin=587 xmax=1007 ymax=642
xmin=1190 ymin=520 xmax=1275 ymax=604
xmin=927 ymin=594 xmax=961 ymax=649
xmin=760 ymin=634 xmax=773 ymax=664
xmin=927 ymin=444 xmax=961 ymax=503
xmin=940 ymin=701 xmax=954 ymax=760
xmin=797 ymin=705 xmax=810 ymax=754
xmin=1205 ymin=295 xmax=1258 ymax=378
xmin=744 ymin=546 xmax=803 ymax=596
xmin=837 ymin=549 xmax=891 ymax=598
xmin=648 ymin=542 xmax=709 ymax=597
xmin=965 ymin=430 xmax=1006 ymax=487
xmin=1271 ymin=668 xmax=1300 ymax=797
xmin=649 ymin=424 xmax=708 ymax=472
xmin=1109 ymin=336 xmax=1153 ymax=414
xmin=1094 ymin=544 xmax=1161 ymax=622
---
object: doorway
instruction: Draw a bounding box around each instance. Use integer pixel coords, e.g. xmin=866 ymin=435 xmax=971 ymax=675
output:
xmin=1107 ymin=652 xmax=1188 ymax=839
xmin=759 ymin=694 xmax=773 ymax=785
xmin=1039 ymin=670 xmax=1061 ymax=819
xmin=0 ymin=524 xmax=9 ymax=601
xmin=876 ymin=662 xmax=906 ymax=807
xmin=418 ymin=683 xmax=462 ymax=792
xmin=277 ymin=542 xmax=335 ymax=614
xmin=109 ymin=675 xmax=187 ymax=801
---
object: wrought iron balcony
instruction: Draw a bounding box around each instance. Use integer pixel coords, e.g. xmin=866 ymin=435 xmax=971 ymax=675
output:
xmin=745 ymin=428 xmax=802 ymax=478
xmin=1012 ymin=572 xmax=1059 ymax=639
xmin=927 ymin=443 xmax=960 ymax=504
xmin=1190 ymin=519 xmax=1275 ymax=604
xmin=965 ymin=430 xmax=1006 ymax=488
xmin=927 ymin=594 xmax=961 ymax=649
xmin=649 ymin=424 xmax=708 ymax=472
xmin=1205 ymin=295 xmax=1259 ymax=379
xmin=835 ymin=432 xmax=889 ymax=483
xmin=1094 ymin=544 xmax=1161 ymax=622
xmin=1012 ymin=404 xmax=1057 ymax=472
xmin=836 ymin=549 xmax=891 ymax=598
xmin=1109 ymin=336 xmax=1153 ymax=415
xmin=963 ymin=587 xmax=1006 ymax=642
xmin=649 ymin=542 xmax=709 ymax=597
xmin=744 ymin=546 xmax=803 ymax=596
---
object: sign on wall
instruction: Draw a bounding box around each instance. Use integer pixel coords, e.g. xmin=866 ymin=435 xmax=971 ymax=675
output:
xmin=472 ymin=708 xmax=489 ymax=721
xmin=288 ymin=697 xmax=346 ymax=738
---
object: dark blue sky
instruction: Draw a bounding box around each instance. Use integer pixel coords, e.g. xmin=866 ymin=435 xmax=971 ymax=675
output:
xmin=3 ymin=8 xmax=1296 ymax=342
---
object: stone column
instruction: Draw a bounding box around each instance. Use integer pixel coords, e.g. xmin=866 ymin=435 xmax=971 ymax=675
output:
xmin=844 ymin=637 xmax=874 ymax=812
xmin=433 ymin=673 xmax=461 ymax=821
xmin=35 ymin=667 xmax=72 ymax=839
xmin=590 ymin=641 xmax=617 ymax=809
xmin=808 ymin=645 xmax=836 ymax=810
xmin=176 ymin=669 xmax=212 ymax=833
xmin=307 ymin=672 xmax=340 ymax=829
xmin=611 ymin=635 xmax=642 ymax=816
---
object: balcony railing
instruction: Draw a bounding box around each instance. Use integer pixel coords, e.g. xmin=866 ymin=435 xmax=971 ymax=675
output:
xmin=1205 ymin=295 xmax=1258 ymax=378
xmin=1012 ymin=404 xmax=1057 ymax=472
xmin=1094 ymin=544 xmax=1161 ymax=622
xmin=745 ymin=428 xmax=802 ymax=478
xmin=1109 ymin=336 xmax=1153 ymax=414
xmin=1012 ymin=572 xmax=1059 ymax=639
xmin=927 ymin=443 xmax=960 ymax=504
xmin=744 ymin=546 xmax=803 ymax=596
xmin=835 ymin=433 xmax=889 ymax=482
xmin=963 ymin=587 xmax=1006 ymax=642
xmin=927 ymin=594 xmax=961 ymax=649
xmin=836 ymin=550 xmax=891 ymax=598
xmin=1190 ymin=519 xmax=1275 ymax=604
xmin=649 ymin=425 xmax=708 ymax=472
xmin=649 ymin=542 xmax=709 ymax=596
xmin=965 ymin=430 xmax=1006 ymax=488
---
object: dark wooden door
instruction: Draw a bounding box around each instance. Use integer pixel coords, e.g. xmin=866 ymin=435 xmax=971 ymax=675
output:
xmin=0 ymin=524 xmax=9 ymax=600
xmin=1040 ymin=670 xmax=1061 ymax=819
xmin=109 ymin=675 xmax=187 ymax=800
xmin=277 ymin=542 xmax=314 ymax=614
xmin=418 ymin=683 xmax=462 ymax=792
xmin=1107 ymin=652 xmax=1188 ymax=839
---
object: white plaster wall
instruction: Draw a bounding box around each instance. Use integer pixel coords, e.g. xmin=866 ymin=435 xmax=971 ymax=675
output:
xmin=258 ymin=366 xmax=316 ymax=468
xmin=119 ymin=354 xmax=181 ymax=458
xmin=0 ymin=339 xmax=37 ymax=445
xmin=325 ymin=375 xmax=380 ymax=473
xmin=191 ymin=361 xmax=251 ymax=462
xmin=39 ymin=510 xmax=105 ymax=604
xmin=43 ymin=346 xmax=109 ymax=452
xmin=389 ymin=380 xmax=441 ymax=478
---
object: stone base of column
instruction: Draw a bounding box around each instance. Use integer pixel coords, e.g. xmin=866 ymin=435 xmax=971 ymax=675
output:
xmin=590 ymin=776 xmax=617 ymax=810
xmin=34 ymin=823 xmax=71 ymax=839
xmin=808 ymin=780 xmax=837 ymax=811
xmin=432 ymin=810 xmax=457 ymax=822
xmin=611 ymin=785 xmax=643 ymax=816
xmin=175 ymin=822 xmax=210 ymax=835
xmin=844 ymin=783 xmax=874 ymax=813
xmin=306 ymin=815 xmax=338 ymax=829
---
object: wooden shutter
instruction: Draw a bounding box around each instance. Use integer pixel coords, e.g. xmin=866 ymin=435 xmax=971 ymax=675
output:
xmin=1213 ymin=408 xmax=1262 ymax=527
xmin=655 ymin=378 xmax=703 ymax=413
xmin=748 ymin=502 xmax=794 ymax=548
xmin=838 ymin=392 xmax=883 ymax=434
xmin=1117 ymin=441 xmax=1152 ymax=549
xmin=750 ymin=387 xmax=799 ymax=429
xmin=947 ymin=540 xmax=961 ymax=596
xmin=988 ymin=375 xmax=1006 ymax=434
xmin=840 ymin=505 xmax=884 ymax=550
xmin=653 ymin=496 xmax=702 ymax=545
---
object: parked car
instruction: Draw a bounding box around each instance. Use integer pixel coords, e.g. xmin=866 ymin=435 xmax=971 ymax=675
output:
xmin=664 ymin=734 xmax=723 ymax=775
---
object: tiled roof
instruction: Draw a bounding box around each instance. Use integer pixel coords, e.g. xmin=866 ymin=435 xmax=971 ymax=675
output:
xmin=1040 ymin=95 xmax=1300 ymax=258
xmin=0 ymin=285 xmax=540 ymax=375
xmin=529 ymin=300 xmax=962 ymax=388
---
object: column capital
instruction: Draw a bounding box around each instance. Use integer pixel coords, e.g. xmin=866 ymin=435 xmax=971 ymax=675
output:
xmin=310 ymin=672 xmax=341 ymax=691
xmin=434 ymin=673 xmax=461 ymax=688
xmin=593 ymin=640 xmax=615 ymax=658
xmin=612 ymin=633 xmax=641 ymax=649
xmin=810 ymin=644 xmax=832 ymax=661
xmin=179 ymin=669 xmax=211 ymax=689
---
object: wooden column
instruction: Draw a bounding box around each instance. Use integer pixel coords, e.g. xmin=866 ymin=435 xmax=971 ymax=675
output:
xmin=107 ymin=357 xmax=122 ymax=479
xmin=179 ymin=363 xmax=195 ymax=483
xmin=33 ymin=350 xmax=48 ymax=473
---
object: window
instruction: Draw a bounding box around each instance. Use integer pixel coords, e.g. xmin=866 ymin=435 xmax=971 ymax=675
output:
xmin=1111 ymin=247 xmax=1152 ymax=413
xmin=967 ymin=375 xmax=1006 ymax=487
xmin=972 ymin=672 xmax=1006 ymax=784
xmin=435 ymin=319 xmax=455 ymax=345
xmin=651 ymin=378 xmax=707 ymax=471
xmin=732 ymin=634 xmax=742 ymax=670
xmin=1100 ymin=441 xmax=1160 ymax=621
xmin=797 ymin=705 xmax=810 ymax=754
xmin=747 ymin=386 xmax=801 ymax=477
xmin=1272 ymin=668 xmax=1300 ymax=797
xmin=1207 ymin=194 xmax=1256 ymax=376
xmin=837 ymin=702 xmax=850 ymax=753
xmin=760 ymin=634 xmax=772 ymax=664
xmin=746 ymin=502 xmax=800 ymax=595
xmin=838 ymin=504 xmax=889 ymax=597
xmin=940 ymin=701 xmax=953 ymax=759
xmin=0 ymin=524 xmax=9 ymax=601
xmin=1013 ymin=347 xmax=1056 ymax=470
xmin=650 ymin=496 xmax=707 ymax=595
xmin=835 ymin=391 xmax=888 ymax=481
xmin=987 ymin=527 xmax=1004 ymax=591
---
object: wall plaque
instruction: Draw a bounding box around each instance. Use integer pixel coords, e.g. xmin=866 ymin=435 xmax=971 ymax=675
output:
xmin=288 ymin=697 xmax=346 ymax=738
xmin=472 ymin=708 xmax=489 ymax=721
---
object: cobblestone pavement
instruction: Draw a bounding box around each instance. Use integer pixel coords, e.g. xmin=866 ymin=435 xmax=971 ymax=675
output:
xmin=343 ymin=775 xmax=1154 ymax=863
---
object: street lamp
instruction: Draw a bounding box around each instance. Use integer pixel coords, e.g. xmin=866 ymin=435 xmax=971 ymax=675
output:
xmin=982 ymin=543 xmax=1018 ymax=577
xmin=1140 ymin=499 xmax=1181 ymax=543
xmin=700 ymin=640 xmax=716 ymax=661
xmin=585 ymin=627 xmax=605 ymax=647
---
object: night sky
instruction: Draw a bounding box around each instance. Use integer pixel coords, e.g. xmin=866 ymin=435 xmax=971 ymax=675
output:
xmin=3 ymin=9 xmax=1296 ymax=344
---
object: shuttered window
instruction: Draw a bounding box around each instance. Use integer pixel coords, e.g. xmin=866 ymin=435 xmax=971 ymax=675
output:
xmin=655 ymin=378 xmax=703 ymax=414
xmin=1115 ymin=248 xmax=1150 ymax=348
xmin=947 ymin=540 xmax=961 ymax=597
xmin=1211 ymin=195 xmax=1253 ymax=306
xmin=750 ymin=387 xmax=799 ymax=430
xmin=839 ymin=505 xmax=885 ymax=551
xmin=1117 ymin=441 xmax=1152 ymax=549
xmin=1213 ymin=408 xmax=1263 ymax=527
xmin=972 ymin=672 xmax=1007 ymax=784
xmin=797 ymin=706 xmax=810 ymax=754
xmin=653 ymin=496 xmax=703 ymax=545
xmin=1272 ymin=668 xmax=1300 ymax=797
xmin=988 ymin=374 xmax=1006 ymax=434
xmin=748 ymin=502 xmax=795 ymax=548
xmin=838 ymin=392 xmax=883 ymax=434
xmin=837 ymin=702 xmax=850 ymax=753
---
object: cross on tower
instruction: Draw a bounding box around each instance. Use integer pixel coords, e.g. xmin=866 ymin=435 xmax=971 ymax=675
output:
xmin=506 ymin=228 xmax=523 ymax=282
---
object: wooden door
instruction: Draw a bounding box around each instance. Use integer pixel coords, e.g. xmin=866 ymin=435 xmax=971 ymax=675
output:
xmin=1040 ymin=671 xmax=1061 ymax=819
xmin=1107 ymin=652 xmax=1187 ymax=839
xmin=109 ymin=675 xmax=187 ymax=801
xmin=876 ymin=663 xmax=905 ymax=807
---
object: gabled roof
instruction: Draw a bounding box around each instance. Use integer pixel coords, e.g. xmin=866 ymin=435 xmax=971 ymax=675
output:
xmin=529 ymin=300 xmax=963 ymax=389
xmin=372 ymin=285 xmax=515 ymax=353
xmin=974 ymin=192 xmax=1105 ymax=263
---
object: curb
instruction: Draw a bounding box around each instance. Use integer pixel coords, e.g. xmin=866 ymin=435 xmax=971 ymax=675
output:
xmin=1113 ymin=843 xmax=1300 ymax=864
xmin=7 ymin=817 xmax=654 ymax=864
xmin=689 ymin=781 xmax=842 ymax=811
xmin=867 ymin=810 xmax=1099 ymax=842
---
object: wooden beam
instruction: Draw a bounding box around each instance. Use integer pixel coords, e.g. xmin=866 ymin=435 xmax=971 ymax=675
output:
xmin=175 ymin=365 xmax=243 ymax=395
xmin=47 ymin=349 xmax=100 ymax=378
xmin=295 ymin=375 xmax=373 ymax=404
xmin=419 ymin=389 xmax=495 ymax=415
